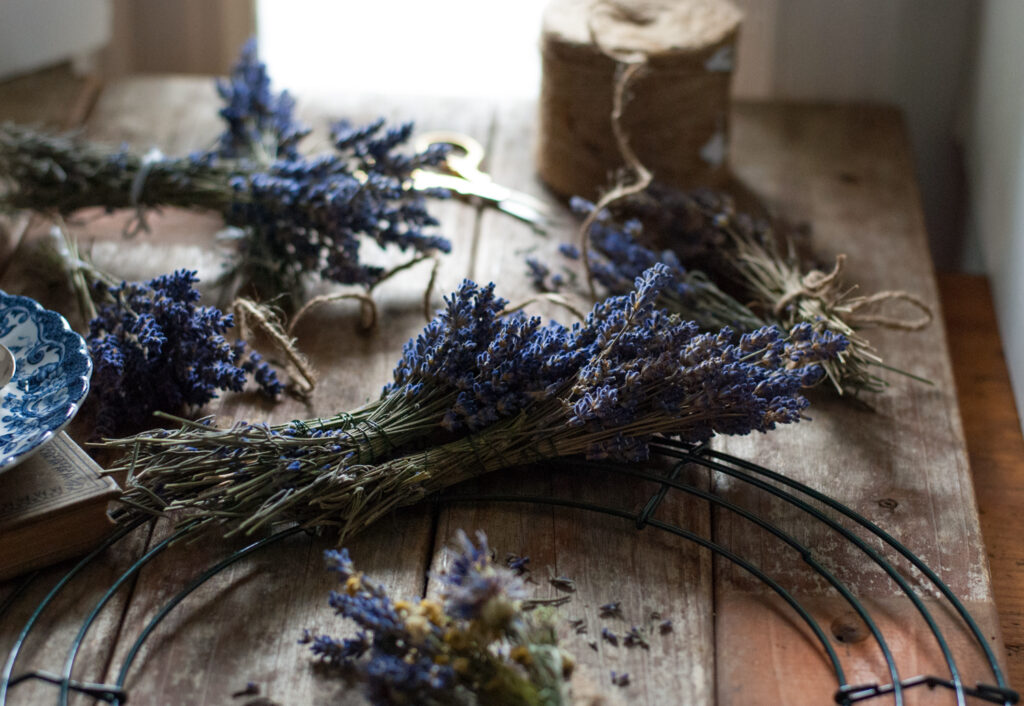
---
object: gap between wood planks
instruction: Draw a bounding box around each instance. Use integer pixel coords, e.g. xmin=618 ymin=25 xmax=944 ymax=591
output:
xmin=418 ymin=106 xmax=501 ymax=601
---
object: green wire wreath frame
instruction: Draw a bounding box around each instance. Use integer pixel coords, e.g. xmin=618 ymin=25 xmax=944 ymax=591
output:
xmin=0 ymin=440 xmax=1018 ymax=706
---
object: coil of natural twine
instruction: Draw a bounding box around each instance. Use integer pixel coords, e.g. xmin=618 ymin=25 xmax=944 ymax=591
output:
xmin=537 ymin=0 xmax=743 ymax=201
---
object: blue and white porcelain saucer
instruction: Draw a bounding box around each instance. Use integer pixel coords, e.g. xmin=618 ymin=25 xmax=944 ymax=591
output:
xmin=0 ymin=290 xmax=91 ymax=473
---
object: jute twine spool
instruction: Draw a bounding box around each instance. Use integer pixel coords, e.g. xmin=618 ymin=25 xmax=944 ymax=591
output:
xmin=537 ymin=0 xmax=743 ymax=201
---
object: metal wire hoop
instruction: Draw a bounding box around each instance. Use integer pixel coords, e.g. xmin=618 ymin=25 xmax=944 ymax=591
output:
xmin=0 ymin=443 xmax=1018 ymax=706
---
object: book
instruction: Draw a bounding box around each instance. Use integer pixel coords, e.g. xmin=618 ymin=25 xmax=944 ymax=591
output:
xmin=0 ymin=432 xmax=121 ymax=581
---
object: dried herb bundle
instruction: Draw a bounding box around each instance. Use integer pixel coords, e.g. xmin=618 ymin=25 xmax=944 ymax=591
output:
xmin=101 ymin=265 xmax=845 ymax=539
xmin=0 ymin=40 xmax=450 ymax=306
xmin=561 ymin=188 xmax=932 ymax=395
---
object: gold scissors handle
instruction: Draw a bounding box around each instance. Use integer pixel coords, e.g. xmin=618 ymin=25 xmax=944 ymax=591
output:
xmin=414 ymin=131 xmax=489 ymax=183
xmin=412 ymin=131 xmax=561 ymax=233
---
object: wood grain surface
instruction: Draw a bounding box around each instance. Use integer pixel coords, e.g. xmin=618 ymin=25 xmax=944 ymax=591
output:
xmin=713 ymin=104 xmax=999 ymax=705
xmin=940 ymin=272 xmax=1024 ymax=693
xmin=0 ymin=74 xmax=1014 ymax=706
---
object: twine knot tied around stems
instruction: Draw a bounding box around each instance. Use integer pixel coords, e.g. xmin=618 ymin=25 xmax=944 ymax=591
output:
xmin=773 ymin=254 xmax=933 ymax=332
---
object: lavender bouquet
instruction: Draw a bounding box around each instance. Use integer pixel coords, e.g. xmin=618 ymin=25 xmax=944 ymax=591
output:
xmin=0 ymin=40 xmax=450 ymax=306
xmin=560 ymin=194 xmax=931 ymax=395
xmin=303 ymin=530 xmax=572 ymax=706
xmin=101 ymin=264 xmax=845 ymax=539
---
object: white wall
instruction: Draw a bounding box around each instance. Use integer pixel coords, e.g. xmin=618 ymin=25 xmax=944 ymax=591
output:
xmin=731 ymin=0 xmax=977 ymax=272
xmin=966 ymin=0 xmax=1024 ymax=430
xmin=0 ymin=0 xmax=110 ymax=79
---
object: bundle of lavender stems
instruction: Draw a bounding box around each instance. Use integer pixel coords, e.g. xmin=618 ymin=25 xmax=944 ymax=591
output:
xmin=550 ymin=191 xmax=932 ymax=395
xmin=100 ymin=264 xmax=846 ymax=541
xmin=0 ymin=40 xmax=450 ymax=304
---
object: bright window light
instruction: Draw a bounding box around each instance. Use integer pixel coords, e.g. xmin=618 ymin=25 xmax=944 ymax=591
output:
xmin=257 ymin=1 xmax=547 ymax=99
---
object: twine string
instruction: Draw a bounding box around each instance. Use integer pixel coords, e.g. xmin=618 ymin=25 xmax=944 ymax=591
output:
xmin=232 ymin=297 xmax=316 ymax=393
xmin=288 ymin=291 xmax=378 ymax=333
xmin=423 ymin=256 xmax=441 ymax=322
xmin=578 ymin=51 xmax=652 ymax=300
xmin=537 ymin=0 xmax=739 ymax=200
xmin=842 ymin=291 xmax=933 ymax=331
xmin=500 ymin=292 xmax=588 ymax=322
xmin=772 ymin=254 xmax=933 ymax=332
xmin=773 ymin=254 xmax=847 ymax=318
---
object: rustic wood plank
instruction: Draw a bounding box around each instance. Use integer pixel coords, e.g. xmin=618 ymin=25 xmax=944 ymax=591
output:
xmin=0 ymin=63 xmax=92 ymax=127
xmin=68 ymin=78 xmax=491 ymax=705
xmin=940 ymin=272 xmax=1024 ymax=691
xmin=712 ymin=104 xmax=1002 ymax=703
xmin=426 ymin=100 xmax=715 ymax=706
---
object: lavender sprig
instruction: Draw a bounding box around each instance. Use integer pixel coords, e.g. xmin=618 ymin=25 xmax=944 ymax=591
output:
xmin=102 ymin=265 xmax=845 ymax=537
xmin=564 ymin=197 xmax=765 ymax=332
xmin=302 ymin=530 xmax=572 ymax=706
xmin=215 ymin=38 xmax=309 ymax=162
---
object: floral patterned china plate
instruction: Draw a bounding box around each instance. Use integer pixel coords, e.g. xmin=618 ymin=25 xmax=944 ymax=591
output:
xmin=0 ymin=290 xmax=91 ymax=473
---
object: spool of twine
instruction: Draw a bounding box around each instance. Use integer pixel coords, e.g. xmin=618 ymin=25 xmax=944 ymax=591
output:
xmin=537 ymin=0 xmax=743 ymax=201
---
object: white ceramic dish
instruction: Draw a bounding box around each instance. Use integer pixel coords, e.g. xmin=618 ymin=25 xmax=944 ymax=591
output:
xmin=0 ymin=290 xmax=91 ymax=473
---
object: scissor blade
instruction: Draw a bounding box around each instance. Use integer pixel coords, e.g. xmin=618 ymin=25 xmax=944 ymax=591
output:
xmin=496 ymin=199 xmax=565 ymax=234
xmin=412 ymin=170 xmax=562 ymax=233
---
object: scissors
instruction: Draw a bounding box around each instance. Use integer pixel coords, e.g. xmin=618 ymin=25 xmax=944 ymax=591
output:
xmin=411 ymin=131 xmax=561 ymax=234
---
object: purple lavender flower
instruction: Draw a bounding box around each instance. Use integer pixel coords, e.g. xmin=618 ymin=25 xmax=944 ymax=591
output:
xmin=560 ymin=264 xmax=848 ymax=460
xmin=107 ymin=266 xmax=849 ymax=542
xmin=0 ymin=42 xmax=453 ymax=303
xmin=364 ymin=653 xmax=456 ymax=705
xmin=298 ymin=629 xmax=370 ymax=664
xmin=211 ymin=40 xmax=453 ymax=297
xmin=88 ymin=269 xmax=281 ymax=436
xmin=215 ymin=38 xmax=309 ymax=161
xmin=437 ymin=530 xmax=527 ymax=621
xmin=570 ymin=197 xmax=693 ymax=303
xmin=225 ymin=143 xmax=451 ymax=294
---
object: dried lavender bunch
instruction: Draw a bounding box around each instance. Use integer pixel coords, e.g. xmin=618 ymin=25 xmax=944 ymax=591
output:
xmin=101 ymin=264 xmax=846 ymax=538
xmin=46 ymin=233 xmax=281 ymax=436
xmin=560 ymin=198 xmax=765 ymax=332
xmin=571 ymin=192 xmax=930 ymax=394
xmin=88 ymin=271 xmax=283 ymax=436
xmin=0 ymin=42 xmax=450 ymax=304
xmin=302 ymin=530 xmax=572 ymax=706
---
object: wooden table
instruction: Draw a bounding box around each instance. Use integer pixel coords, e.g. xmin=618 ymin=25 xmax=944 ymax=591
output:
xmin=1 ymin=68 xmax=1022 ymax=705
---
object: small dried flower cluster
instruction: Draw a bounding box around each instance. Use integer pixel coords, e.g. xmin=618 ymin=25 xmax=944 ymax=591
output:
xmin=302 ymin=530 xmax=572 ymax=706
xmin=89 ymin=269 xmax=281 ymax=436
xmin=104 ymin=265 xmax=846 ymax=539
xmin=0 ymin=40 xmax=450 ymax=304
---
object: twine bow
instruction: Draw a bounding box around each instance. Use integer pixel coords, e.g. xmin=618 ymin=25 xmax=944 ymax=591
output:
xmin=773 ymin=254 xmax=932 ymax=331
